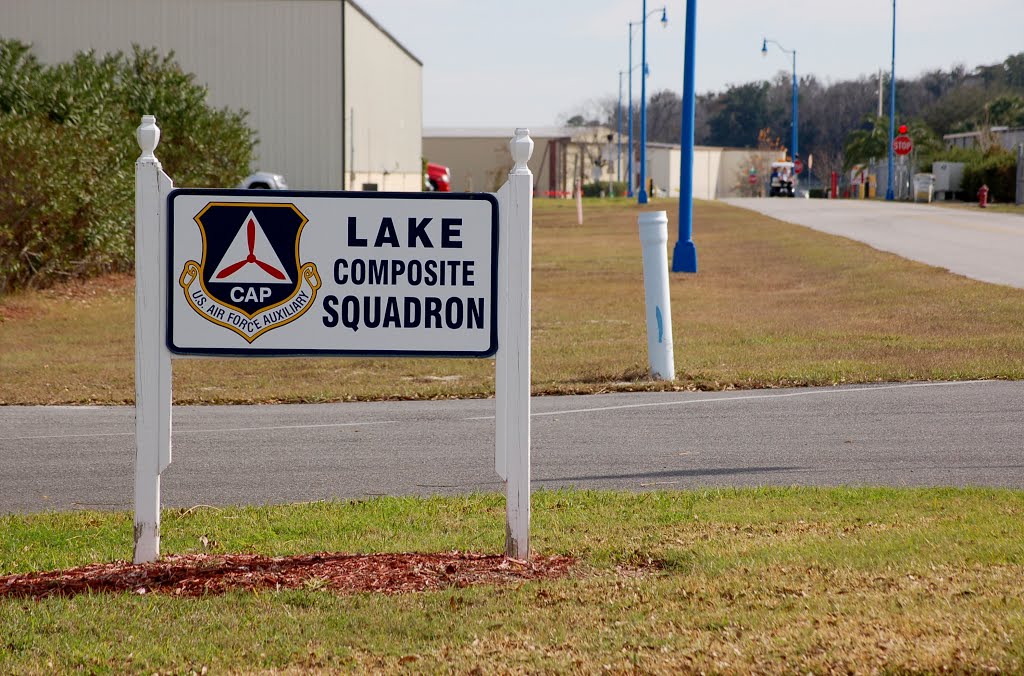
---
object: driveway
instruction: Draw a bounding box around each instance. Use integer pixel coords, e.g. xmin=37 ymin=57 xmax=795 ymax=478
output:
xmin=3 ymin=380 xmax=1022 ymax=513
xmin=724 ymin=198 xmax=1024 ymax=289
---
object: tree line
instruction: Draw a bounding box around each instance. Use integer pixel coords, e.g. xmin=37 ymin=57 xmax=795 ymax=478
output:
xmin=566 ymin=51 xmax=1024 ymax=190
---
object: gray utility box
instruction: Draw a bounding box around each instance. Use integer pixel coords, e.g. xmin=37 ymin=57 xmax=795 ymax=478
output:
xmin=932 ymin=162 xmax=965 ymax=199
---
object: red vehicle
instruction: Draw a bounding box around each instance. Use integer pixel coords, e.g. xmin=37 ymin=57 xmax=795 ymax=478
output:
xmin=425 ymin=162 xmax=451 ymax=192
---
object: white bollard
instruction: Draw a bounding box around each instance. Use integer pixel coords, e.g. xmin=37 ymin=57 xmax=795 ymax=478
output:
xmin=638 ymin=211 xmax=675 ymax=380
xmin=575 ymin=178 xmax=583 ymax=225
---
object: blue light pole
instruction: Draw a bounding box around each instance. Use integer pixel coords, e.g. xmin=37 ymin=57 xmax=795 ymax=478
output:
xmin=671 ymin=0 xmax=697 ymax=273
xmin=627 ymin=27 xmax=636 ymax=198
xmin=617 ymin=70 xmax=624 ymax=188
xmin=886 ymin=0 xmax=897 ymax=200
xmin=638 ymin=2 xmax=668 ymax=204
xmin=626 ymin=3 xmax=667 ymax=203
xmin=761 ymin=38 xmax=798 ymax=164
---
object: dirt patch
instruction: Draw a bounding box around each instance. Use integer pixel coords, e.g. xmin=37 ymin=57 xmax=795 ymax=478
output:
xmin=36 ymin=273 xmax=134 ymax=302
xmin=0 ymin=301 xmax=42 ymax=322
xmin=1 ymin=273 xmax=134 ymax=322
xmin=1 ymin=552 xmax=575 ymax=600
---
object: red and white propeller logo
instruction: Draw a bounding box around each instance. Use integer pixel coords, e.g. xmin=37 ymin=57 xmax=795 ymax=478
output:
xmin=210 ymin=212 xmax=292 ymax=284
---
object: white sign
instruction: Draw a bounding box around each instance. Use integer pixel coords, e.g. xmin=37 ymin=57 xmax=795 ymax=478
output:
xmin=134 ymin=117 xmax=533 ymax=565
xmin=168 ymin=191 xmax=498 ymax=357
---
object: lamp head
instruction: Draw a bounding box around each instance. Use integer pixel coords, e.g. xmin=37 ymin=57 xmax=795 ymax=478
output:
xmin=660 ymin=7 xmax=668 ymax=28
xmin=761 ymin=39 xmax=768 ymax=57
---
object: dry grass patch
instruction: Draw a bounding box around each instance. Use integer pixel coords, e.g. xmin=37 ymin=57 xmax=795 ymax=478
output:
xmin=2 ymin=199 xmax=1023 ymax=404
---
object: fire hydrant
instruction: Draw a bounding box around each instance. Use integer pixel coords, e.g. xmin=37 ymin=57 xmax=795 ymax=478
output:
xmin=978 ymin=184 xmax=989 ymax=208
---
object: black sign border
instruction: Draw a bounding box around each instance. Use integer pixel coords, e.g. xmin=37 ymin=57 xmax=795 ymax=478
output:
xmin=167 ymin=188 xmax=500 ymax=358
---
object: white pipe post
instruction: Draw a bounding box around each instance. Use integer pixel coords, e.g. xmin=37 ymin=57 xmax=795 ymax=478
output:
xmin=575 ymin=178 xmax=583 ymax=225
xmin=638 ymin=211 xmax=675 ymax=380
xmin=134 ymin=115 xmax=174 ymax=564
xmin=499 ymin=128 xmax=533 ymax=560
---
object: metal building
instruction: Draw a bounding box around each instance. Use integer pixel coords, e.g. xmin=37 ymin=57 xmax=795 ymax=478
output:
xmin=424 ymin=127 xmax=619 ymax=197
xmin=645 ymin=144 xmax=784 ymax=199
xmin=0 ymin=0 xmax=422 ymax=191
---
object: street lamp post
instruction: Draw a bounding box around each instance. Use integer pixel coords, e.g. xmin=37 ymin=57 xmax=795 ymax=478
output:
xmin=761 ymin=38 xmax=798 ymax=165
xmin=627 ymin=4 xmax=666 ymax=203
xmin=621 ymin=66 xmax=642 ymax=196
xmin=638 ymin=2 xmax=667 ymax=204
xmin=886 ymin=0 xmax=897 ymax=200
xmin=627 ymin=28 xmax=636 ymax=198
xmin=671 ymin=0 xmax=698 ymax=273
xmin=617 ymin=70 xmax=624 ymax=189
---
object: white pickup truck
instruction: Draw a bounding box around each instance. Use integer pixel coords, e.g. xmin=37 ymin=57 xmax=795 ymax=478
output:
xmin=239 ymin=171 xmax=288 ymax=190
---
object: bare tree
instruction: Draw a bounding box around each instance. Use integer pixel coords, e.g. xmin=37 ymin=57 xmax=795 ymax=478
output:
xmin=810 ymin=148 xmax=844 ymax=196
xmin=645 ymin=89 xmax=682 ymax=143
xmin=734 ymin=128 xmax=785 ymax=196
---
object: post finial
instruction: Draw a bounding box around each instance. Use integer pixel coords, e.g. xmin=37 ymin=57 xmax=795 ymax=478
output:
xmin=137 ymin=115 xmax=160 ymax=160
xmin=510 ymin=128 xmax=534 ymax=176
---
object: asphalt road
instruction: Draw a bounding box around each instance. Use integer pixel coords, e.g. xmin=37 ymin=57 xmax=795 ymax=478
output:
xmin=724 ymin=198 xmax=1024 ymax=289
xmin=2 ymin=380 xmax=1022 ymax=514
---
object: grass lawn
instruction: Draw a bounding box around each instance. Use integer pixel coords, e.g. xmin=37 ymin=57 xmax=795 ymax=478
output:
xmin=934 ymin=200 xmax=1024 ymax=215
xmin=2 ymin=198 xmax=1022 ymax=405
xmin=3 ymin=488 xmax=1024 ymax=672
xmin=4 ymin=199 xmax=1024 ymax=670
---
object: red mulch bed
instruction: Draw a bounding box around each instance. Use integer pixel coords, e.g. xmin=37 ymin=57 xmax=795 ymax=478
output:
xmin=1 ymin=552 xmax=576 ymax=600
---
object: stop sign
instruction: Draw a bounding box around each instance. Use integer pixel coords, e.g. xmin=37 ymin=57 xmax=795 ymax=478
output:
xmin=793 ymin=158 xmax=804 ymax=174
xmin=748 ymin=174 xmax=758 ymax=185
xmin=893 ymin=135 xmax=913 ymax=156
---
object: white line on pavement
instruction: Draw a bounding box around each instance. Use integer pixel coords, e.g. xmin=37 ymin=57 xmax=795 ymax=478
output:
xmin=464 ymin=380 xmax=993 ymax=421
xmin=2 ymin=380 xmax=997 ymax=439
xmin=3 ymin=419 xmax=401 ymax=441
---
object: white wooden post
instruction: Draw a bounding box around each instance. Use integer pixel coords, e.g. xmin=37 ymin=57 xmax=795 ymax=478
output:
xmin=495 ymin=179 xmax=510 ymax=483
xmin=497 ymin=129 xmax=534 ymax=560
xmin=134 ymin=116 xmax=174 ymax=563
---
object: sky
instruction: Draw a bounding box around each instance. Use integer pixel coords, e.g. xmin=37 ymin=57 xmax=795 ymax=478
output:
xmin=355 ymin=0 xmax=1023 ymax=130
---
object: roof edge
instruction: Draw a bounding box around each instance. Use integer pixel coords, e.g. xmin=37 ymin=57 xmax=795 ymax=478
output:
xmin=346 ymin=0 xmax=422 ymax=66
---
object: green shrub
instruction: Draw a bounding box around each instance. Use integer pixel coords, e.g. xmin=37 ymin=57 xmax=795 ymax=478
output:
xmin=0 ymin=114 xmax=130 ymax=288
xmin=961 ymin=149 xmax=1017 ymax=202
xmin=582 ymin=181 xmax=628 ymax=197
xmin=0 ymin=40 xmax=256 ymax=294
xmin=0 ymin=39 xmax=43 ymax=115
xmin=918 ymin=146 xmax=983 ymax=173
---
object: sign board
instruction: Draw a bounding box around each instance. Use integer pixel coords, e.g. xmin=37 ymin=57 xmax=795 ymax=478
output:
xmin=893 ymin=135 xmax=913 ymax=156
xmin=168 ymin=190 xmax=498 ymax=357
xmin=134 ymin=117 xmax=535 ymax=564
xmin=793 ymin=157 xmax=805 ymax=174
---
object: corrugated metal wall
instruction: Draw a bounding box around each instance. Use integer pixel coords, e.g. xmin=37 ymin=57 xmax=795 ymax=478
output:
xmin=0 ymin=0 xmax=422 ymax=191
xmin=343 ymin=3 xmax=422 ymax=192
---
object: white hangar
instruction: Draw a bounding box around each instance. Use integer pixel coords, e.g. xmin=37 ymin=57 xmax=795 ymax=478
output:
xmin=0 ymin=0 xmax=423 ymax=191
